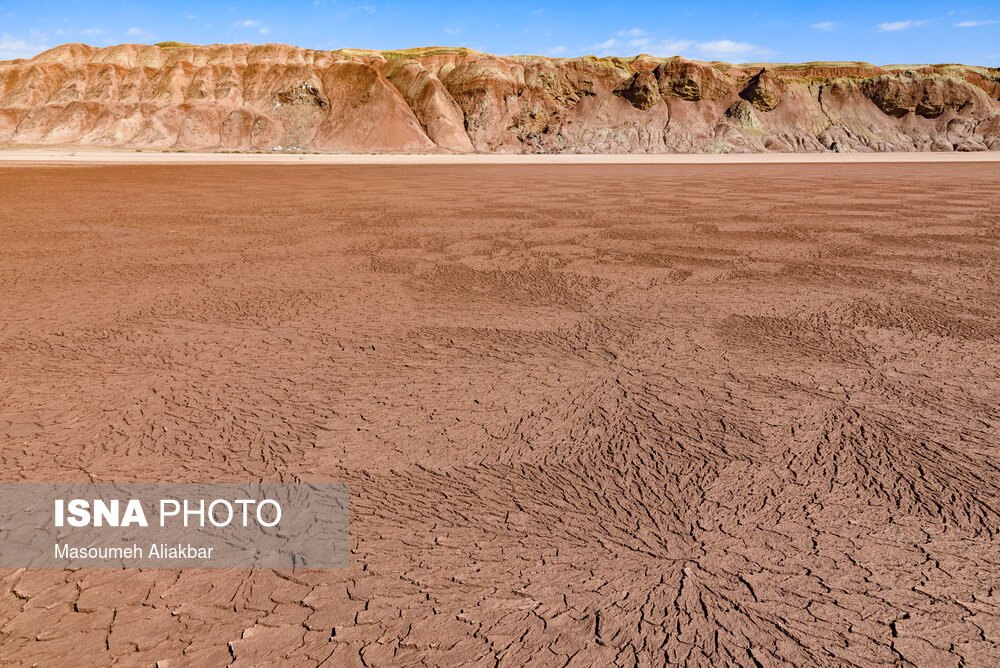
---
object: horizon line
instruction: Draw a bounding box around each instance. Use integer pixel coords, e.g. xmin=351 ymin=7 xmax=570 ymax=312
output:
xmin=4 ymin=41 xmax=997 ymax=70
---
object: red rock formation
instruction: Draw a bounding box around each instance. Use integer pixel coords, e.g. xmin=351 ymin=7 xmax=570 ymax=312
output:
xmin=615 ymin=70 xmax=661 ymax=110
xmin=740 ymin=68 xmax=785 ymax=111
xmin=654 ymin=58 xmax=735 ymax=102
xmin=1 ymin=42 xmax=999 ymax=153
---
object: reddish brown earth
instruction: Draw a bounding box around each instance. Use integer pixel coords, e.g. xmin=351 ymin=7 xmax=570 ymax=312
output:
xmin=2 ymin=42 xmax=1000 ymax=154
xmin=1 ymin=163 xmax=1000 ymax=666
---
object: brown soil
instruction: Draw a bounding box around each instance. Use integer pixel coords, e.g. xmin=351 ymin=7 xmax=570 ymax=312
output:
xmin=1 ymin=164 xmax=999 ymax=665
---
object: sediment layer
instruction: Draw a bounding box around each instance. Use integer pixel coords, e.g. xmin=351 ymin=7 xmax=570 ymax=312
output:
xmin=1 ymin=42 xmax=999 ymax=153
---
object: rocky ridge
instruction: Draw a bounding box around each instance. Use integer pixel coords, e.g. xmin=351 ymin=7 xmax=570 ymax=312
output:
xmin=1 ymin=42 xmax=999 ymax=153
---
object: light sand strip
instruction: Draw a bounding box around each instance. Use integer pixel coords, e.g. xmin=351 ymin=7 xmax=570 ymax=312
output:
xmin=1 ymin=147 xmax=1000 ymax=165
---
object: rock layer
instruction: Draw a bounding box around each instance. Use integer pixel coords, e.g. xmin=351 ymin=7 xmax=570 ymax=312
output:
xmin=1 ymin=42 xmax=1000 ymax=153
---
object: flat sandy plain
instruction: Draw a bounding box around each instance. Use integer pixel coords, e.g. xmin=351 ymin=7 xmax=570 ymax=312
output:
xmin=3 ymin=146 xmax=1000 ymax=164
xmin=1 ymin=153 xmax=999 ymax=666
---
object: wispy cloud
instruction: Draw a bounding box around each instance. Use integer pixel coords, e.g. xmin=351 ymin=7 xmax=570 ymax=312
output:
xmin=592 ymin=34 xmax=768 ymax=60
xmin=233 ymin=19 xmax=269 ymax=35
xmin=607 ymin=29 xmax=656 ymax=51
xmin=0 ymin=33 xmax=49 ymax=60
xmin=954 ymin=20 xmax=999 ymax=27
xmin=695 ymin=40 xmax=772 ymax=59
xmin=649 ymin=39 xmax=695 ymax=56
xmin=812 ymin=21 xmax=838 ymax=32
xmin=80 ymin=27 xmax=105 ymax=37
xmin=877 ymin=19 xmax=930 ymax=32
xmin=443 ymin=27 xmax=463 ymax=35
xmin=547 ymin=45 xmax=568 ymax=56
xmin=127 ymin=27 xmax=152 ymax=39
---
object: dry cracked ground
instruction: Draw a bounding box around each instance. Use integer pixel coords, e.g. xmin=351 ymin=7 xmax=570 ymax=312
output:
xmin=0 ymin=162 xmax=999 ymax=666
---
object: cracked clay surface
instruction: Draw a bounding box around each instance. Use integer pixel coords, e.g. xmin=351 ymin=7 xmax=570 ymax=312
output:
xmin=0 ymin=163 xmax=998 ymax=666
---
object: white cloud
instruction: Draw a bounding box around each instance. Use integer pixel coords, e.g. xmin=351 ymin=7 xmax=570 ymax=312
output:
xmin=0 ymin=33 xmax=49 ymax=60
xmin=590 ymin=33 xmax=767 ymax=60
xmin=695 ymin=40 xmax=772 ymax=60
xmin=233 ymin=19 xmax=271 ymax=34
xmin=649 ymin=39 xmax=695 ymax=56
xmin=955 ymin=20 xmax=999 ymax=27
xmin=127 ymin=27 xmax=151 ymax=39
xmin=617 ymin=28 xmax=647 ymax=37
xmin=812 ymin=21 xmax=838 ymax=32
xmin=877 ymin=20 xmax=930 ymax=32
xmin=80 ymin=27 xmax=104 ymax=37
xmin=547 ymin=45 xmax=568 ymax=56
xmin=443 ymin=27 xmax=463 ymax=35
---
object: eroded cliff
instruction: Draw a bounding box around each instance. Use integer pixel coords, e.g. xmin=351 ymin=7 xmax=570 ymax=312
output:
xmin=1 ymin=42 xmax=999 ymax=153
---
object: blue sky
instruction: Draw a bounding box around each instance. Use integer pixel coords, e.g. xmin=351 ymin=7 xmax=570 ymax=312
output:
xmin=1 ymin=1 xmax=999 ymax=65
